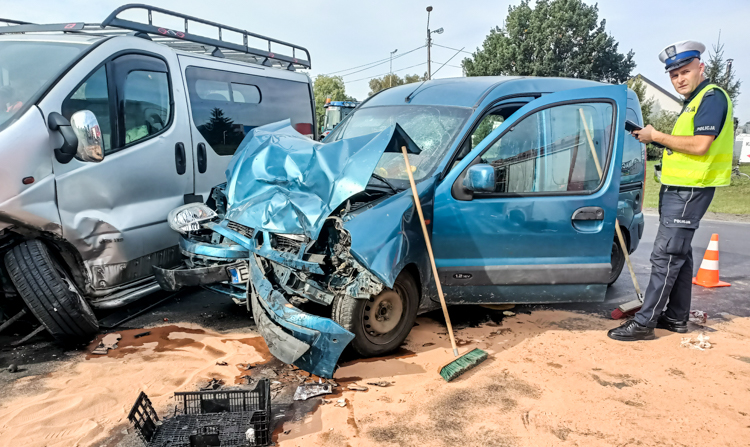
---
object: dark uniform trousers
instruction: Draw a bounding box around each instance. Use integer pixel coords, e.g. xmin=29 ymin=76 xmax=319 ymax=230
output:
xmin=634 ymin=185 xmax=715 ymax=327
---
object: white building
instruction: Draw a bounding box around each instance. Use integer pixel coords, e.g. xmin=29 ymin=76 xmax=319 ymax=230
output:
xmin=635 ymin=74 xmax=683 ymax=115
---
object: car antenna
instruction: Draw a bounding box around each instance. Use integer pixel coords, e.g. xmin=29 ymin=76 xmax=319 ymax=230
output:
xmin=404 ymin=46 xmax=465 ymax=103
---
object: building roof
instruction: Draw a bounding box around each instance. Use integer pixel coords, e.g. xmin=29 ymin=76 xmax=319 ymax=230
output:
xmin=635 ymin=74 xmax=682 ymax=105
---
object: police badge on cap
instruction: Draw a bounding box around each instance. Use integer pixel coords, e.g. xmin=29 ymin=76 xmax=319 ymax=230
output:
xmin=658 ymin=40 xmax=706 ymax=71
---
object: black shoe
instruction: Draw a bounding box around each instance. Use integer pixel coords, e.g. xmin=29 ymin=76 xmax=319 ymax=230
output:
xmin=607 ymin=319 xmax=655 ymax=341
xmin=656 ymin=314 xmax=688 ymax=333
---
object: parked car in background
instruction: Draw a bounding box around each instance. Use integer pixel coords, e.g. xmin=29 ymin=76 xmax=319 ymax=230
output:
xmin=155 ymin=76 xmax=647 ymax=377
xmin=0 ymin=4 xmax=316 ymax=343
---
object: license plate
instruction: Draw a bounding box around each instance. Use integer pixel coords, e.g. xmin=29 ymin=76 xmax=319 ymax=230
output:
xmin=228 ymin=262 xmax=249 ymax=284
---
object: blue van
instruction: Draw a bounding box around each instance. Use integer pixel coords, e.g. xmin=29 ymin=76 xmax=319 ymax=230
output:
xmin=155 ymin=77 xmax=646 ymax=377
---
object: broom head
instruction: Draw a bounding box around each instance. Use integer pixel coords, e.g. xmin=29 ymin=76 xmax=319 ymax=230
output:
xmin=438 ymin=348 xmax=488 ymax=382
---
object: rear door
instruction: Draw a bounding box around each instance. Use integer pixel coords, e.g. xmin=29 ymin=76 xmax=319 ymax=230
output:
xmin=431 ymin=85 xmax=627 ymax=304
xmin=177 ymin=57 xmax=316 ymax=202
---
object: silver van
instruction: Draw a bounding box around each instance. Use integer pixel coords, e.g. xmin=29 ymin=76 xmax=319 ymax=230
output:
xmin=0 ymin=5 xmax=316 ymax=343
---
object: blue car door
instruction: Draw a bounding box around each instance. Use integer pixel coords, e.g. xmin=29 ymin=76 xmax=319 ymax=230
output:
xmin=431 ymin=85 xmax=627 ymax=304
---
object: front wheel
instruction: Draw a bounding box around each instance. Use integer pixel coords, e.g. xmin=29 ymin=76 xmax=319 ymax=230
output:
xmin=4 ymin=240 xmax=99 ymax=344
xmin=332 ymin=270 xmax=418 ymax=357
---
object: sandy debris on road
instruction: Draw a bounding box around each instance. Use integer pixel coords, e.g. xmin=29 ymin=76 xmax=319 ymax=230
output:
xmin=0 ymin=311 xmax=749 ymax=447
xmin=0 ymin=324 xmax=268 ymax=447
xmin=277 ymin=311 xmax=750 ymax=447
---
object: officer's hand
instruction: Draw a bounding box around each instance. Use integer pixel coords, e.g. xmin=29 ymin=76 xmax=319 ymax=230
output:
xmin=632 ymin=125 xmax=656 ymax=144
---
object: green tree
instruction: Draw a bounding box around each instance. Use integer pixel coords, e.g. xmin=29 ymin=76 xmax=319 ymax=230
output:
xmin=313 ymin=75 xmax=354 ymax=126
xmin=704 ymin=35 xmax=741 ymax=106
xmin=462 ymin=0 xmax=635 ymax=83
xmin=627 ymin=75 xmax=655 ymax=125
xmin=368 ymin=73 xmax=426 ymax=96
xmin=647 ymin=110 xmax=679 ymax=160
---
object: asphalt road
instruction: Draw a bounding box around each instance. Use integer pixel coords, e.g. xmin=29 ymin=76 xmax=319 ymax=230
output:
xmin=567 ymin=213 xmax=750 ymax=318
xmin=1 ymin=214 xmax=747 ymax=385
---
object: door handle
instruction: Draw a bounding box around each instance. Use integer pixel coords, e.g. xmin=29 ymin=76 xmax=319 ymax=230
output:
xmin=197 ymin=142 xmax=207 ymax=174
xmin=572 ymin=206 xmax=604 ymax=221
xmin=175 ymin=142 xmax=186 ymax=175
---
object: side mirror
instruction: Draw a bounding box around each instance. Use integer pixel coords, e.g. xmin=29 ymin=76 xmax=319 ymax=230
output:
xmin=48 ymin=112 xmax=78 ymax=164
xmin=70 ymin=110 xmax=103 ymax=162
xmin=462 ymin=164 xmax=495 ymax=192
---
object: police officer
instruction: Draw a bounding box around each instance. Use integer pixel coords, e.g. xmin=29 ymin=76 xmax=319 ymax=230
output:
xmin=608 ymin=40 xmax=734 ymax=341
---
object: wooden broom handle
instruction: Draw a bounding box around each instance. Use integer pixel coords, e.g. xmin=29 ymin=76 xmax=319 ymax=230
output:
xmin=400 ymin=146 xmax=459 ymax=357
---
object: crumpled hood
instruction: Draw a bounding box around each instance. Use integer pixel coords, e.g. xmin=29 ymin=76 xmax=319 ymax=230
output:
xmin=223 ymin=120 xmax=419 ymax=240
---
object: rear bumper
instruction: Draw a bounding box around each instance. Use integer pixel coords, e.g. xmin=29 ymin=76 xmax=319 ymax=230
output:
xmin=629 ymin=212 xmax=644 ymax=253
xmin=247 ymin=255 xmax=354 ymax=378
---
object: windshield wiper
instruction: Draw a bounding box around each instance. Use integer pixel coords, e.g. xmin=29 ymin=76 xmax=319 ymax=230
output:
xmin=370 ymin=173 xmax=399 ymax=194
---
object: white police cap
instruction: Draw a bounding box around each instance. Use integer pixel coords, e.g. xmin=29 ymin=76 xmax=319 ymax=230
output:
xmin=658 ymin=40 xmax=706 ymax=71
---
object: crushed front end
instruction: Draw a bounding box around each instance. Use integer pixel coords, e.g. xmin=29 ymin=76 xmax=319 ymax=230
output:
xmin=154 ymin=121 xmax=420 ymax=377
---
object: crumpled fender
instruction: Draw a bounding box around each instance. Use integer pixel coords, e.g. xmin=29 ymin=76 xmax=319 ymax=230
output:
xmin=343 ymin=176 xmax=437 ymax=289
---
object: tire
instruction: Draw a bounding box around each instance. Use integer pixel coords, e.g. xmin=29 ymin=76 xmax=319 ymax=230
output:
xmin=4 ymin=240 xmax=98 ymax=344
xmin=608 ymin=238 xmax=626 ymax=286
xmin=332 ymin=270 xmax=418 ymax=357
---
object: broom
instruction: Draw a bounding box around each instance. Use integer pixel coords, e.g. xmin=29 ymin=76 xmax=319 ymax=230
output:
xmin=578 ymin=109 xmax=644 ymax=319
xmin=399 ymin=146 xmax=488 ymax=382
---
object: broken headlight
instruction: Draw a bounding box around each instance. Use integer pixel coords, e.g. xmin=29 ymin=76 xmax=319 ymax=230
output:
xmin=168 ymin=203 xmax=217 ymax=234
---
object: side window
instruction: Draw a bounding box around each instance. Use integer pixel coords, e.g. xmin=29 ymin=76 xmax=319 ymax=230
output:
xmin=122 ymin=70 xmax=170 ymax=146
xmin=471 ymin=114 xmax=505 ymax=149
xmin=476 ymin=102 xmax=613 ymax=194
xmin=186 ymin=67 xmax=314 ymax=156
xmin=62 ymin=66 xmax=112 ymax=153
xmin=450 ymin=105 xmax=523 ymax=173
xmin=621 ymin=108 xmax=645 ymax=183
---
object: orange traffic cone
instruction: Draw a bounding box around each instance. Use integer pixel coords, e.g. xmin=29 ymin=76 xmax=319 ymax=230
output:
xmin=692 ymin=234 xmax=731 ymax=288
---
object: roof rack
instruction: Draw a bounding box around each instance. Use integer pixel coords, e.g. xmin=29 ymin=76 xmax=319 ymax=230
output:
xmin=0 ymin=3 xmax=311 ymax=70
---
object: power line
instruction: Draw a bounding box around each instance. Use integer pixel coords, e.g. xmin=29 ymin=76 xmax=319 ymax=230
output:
xmin=432 ymin=43 xmax=472 ymax=55
xmin=431 ymin=60 xmax=463 ymax=69
xmin=322 ymin=45 xmax=425 ymax=77
xmin=338 ymin=46 xmax=426 ymax=78
xmin=343 ymin=62 xmax=428 ymax=84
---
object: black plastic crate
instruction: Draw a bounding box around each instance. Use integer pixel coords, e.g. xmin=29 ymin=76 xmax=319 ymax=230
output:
xmin=128 ymin=379 xmax=271 ymax=447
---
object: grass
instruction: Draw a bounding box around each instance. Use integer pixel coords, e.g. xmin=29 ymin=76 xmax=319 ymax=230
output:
xmin=643 ymin=161 xmax=750 ymax=215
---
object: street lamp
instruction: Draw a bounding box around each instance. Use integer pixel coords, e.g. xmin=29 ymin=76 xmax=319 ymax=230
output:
xmin=389 ymin=48 xmax=398 ymax=87
xmin=426 ymin=7 xmax=443 ymax=80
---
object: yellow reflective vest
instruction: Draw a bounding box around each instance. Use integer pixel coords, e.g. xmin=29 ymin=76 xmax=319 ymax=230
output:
xmin=660 ymin=83 xmax=734 ymax=187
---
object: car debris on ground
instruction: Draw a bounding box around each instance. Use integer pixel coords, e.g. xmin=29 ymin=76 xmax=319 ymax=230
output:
xmin=91 ymin=333 xmax=121 ymax=355
xmin=681 ymin=333 xmax=712 ymax=350
xmin=347 ymin=383 xmax=369 ymax=391
xmin=689 ymin=310 xmax=708 ymax=324
xmin=293 ymin=382 xmax=333 ymax=401
xmin=366 ymin=380 xmax=393 ymax=387
xmin=201 ymin=378 xmax=224 ymax=390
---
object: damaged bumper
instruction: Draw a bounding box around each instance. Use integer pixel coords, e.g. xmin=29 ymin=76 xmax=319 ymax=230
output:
xmin=247 ymin=255 xmax=354 ymax=378
xmin=153 ymin=261 xmax=241 ymax=291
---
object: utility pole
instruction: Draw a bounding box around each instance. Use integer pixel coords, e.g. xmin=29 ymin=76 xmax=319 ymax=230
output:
xmin=425 ymin=6 xmax=443 ymax=81
xmin=426 ymin=6 xmax=432 ymax=80
xmin=389 ymin=49 xmax=398 ymax=87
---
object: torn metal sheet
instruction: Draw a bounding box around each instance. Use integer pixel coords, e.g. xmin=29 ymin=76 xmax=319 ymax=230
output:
xmin=247 ymin=254 xmax=354 ymax=378
xmin=223 ymin=120 xmax=420 ymax=240
xmin=293 ymin=382 xmax=333 ymax=401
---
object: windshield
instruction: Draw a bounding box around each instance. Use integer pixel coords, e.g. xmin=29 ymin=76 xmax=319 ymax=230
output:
xmin=328 ymin=105 xmax=471 ymax=181
xmin=0 ymin=40 xmax=90 ymax=129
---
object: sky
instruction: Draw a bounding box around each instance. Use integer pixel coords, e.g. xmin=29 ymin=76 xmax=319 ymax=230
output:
xmin=2 ymin=0 xmax=748 ymax=121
